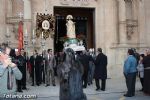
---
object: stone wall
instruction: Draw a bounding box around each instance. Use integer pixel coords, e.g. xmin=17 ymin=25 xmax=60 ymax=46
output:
xmin=0 ymin=0 xmax=6 ymax=43
xmin=0 ymin=0 xmax=150 ymax=78
xmin=144 ymin=0 xmax=150 ymax=46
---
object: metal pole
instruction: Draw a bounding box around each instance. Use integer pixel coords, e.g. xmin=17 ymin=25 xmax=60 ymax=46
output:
xmin=41 ymin=36 xmax=46 ymax=84
xmin=34 ymin=58 xmax=35 ymax=85
xmin=32 ymin=30 xmax=36 ymax=86
xmin=33 ymin=43 xmax=35 ymax=85
xmin=25 ymin=46 xmax=29 ymax=87
xmin=43 ymin=56 xmax=46 ymax=84
xmin=24 ymin=32 xmax=28 ymax=87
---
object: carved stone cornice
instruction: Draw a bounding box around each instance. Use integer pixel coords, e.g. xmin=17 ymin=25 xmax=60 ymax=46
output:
xmin=60 ymin=0 xmax=91 ymax=6
xmin=6 ymin=16 xmax=23 ymax=24
xmin=124 ymin=0 xmax=133 ymax=3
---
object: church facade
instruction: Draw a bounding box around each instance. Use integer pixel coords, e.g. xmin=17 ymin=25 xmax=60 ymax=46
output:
xmin=0 ymin=0 xmax=150 ymax=77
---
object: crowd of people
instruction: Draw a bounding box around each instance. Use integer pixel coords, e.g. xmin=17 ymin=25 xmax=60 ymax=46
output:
xmin=0 ymin=42 xmax=150 ymax=99
xmin=123 ymin=48 xmax=150 ymax=97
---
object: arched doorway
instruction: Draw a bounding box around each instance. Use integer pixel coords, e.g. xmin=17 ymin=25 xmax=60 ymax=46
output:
xmin=54 ymin=7 xmax=95 ymax=52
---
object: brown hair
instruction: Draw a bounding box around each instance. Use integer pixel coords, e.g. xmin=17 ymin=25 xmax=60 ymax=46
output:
xmin=0 ymin=43 xmax=10 ymax=53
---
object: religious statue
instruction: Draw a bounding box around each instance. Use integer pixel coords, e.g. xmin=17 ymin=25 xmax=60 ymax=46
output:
xmin=63 ymin=15 xmax=85 ymax=52
xmin=66 ymin=15 xmax=76 ymax=38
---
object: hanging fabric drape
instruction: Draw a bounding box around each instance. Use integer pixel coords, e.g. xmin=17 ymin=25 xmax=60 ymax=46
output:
xmin=18 ymin=21 xmax=24 ymax=53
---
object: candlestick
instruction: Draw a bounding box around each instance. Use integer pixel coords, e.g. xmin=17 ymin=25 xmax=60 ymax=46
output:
xmin=25 ymin=29 xmax=28 ymax=37
xmin=32 ymin=29 xmax=35 ymax=37
xmin=6 ymin=27 xmax=10 ymax=37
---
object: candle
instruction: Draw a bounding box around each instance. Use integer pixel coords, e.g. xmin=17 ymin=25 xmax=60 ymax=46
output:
xmin=25 ymin=29 xmax=28 ymax=36
xmin=6 ymin=27 xmax=10 ymax=37
xmin=32 ymin=29 xmax=35 ymax=37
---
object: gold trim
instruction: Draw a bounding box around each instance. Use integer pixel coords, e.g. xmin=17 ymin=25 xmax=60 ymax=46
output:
xmin=36 ymin=13 xmax=55 ymax=39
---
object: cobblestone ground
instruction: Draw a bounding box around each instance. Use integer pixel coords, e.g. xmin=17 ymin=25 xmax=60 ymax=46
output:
xmin=17 ymin=78 xmax=150 ymax=100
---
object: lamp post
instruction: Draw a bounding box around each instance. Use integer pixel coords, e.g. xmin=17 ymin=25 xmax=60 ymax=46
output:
xmin=31 ymin=29 xmax=36 ymax=85
xmin=41 ymin=32 xmax=46 ymax=84
xmin=24 ymin=29 xmax=29 ymax=84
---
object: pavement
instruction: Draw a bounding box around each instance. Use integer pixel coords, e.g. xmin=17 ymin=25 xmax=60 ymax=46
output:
xmin=17 ymin=77 xmax=150 ymax=100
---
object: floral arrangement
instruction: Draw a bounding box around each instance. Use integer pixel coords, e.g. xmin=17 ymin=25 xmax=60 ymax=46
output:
xmin=59 ymin=34 xmax=86 ymax=42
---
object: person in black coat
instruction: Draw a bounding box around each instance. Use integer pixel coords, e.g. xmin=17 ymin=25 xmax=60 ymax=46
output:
xmin=143 ymin=49 xmax=150 ymax=95
xmin=41 ymin=50 xmax=46 ymax=84
xmin=94 ymin=48 xmax=107 ymax=91
xmin=77 ymin=50 xmax=90 ymax=88
xmin=15 ymin=49 xmax=27 ymax=92
xmin=87 ymin=51 xmax=95 ymax=85
xmin=29 ymin=51 xmax=36 ymax=86
xmin=20 ymin=49 xmax=27 ymax=90
xmin=30 ymin=50 xmax=43 ymax=86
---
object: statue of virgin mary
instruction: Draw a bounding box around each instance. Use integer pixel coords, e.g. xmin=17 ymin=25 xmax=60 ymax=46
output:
xmin=66 ymin=15 xmax=76 ymax=38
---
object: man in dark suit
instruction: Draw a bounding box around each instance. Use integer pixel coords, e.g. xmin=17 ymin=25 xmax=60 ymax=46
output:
xmin=94 ymin=48 xmax=107 ymax=91
xmin=30 ymin=50 xmax=42 ymax=86
xmin=29 ymin=51 xmax=36 ymax=86
xmin=45 ymin=49 xmax=56 ymax=86
xmin=16 ymin=49 xmax=27 ymax=92
xmin=78 ymin=50 xmax=90 ymax=88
